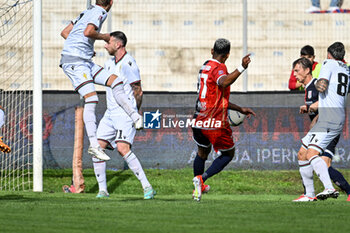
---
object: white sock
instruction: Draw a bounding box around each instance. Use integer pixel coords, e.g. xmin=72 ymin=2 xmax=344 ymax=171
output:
xmin=83 ymin=96 xmax=99 ymax=148
xmin=309 ymin=155 xmax=334 ymax=190
xmin=124 ymin=151 xmax=151 ymax=190
xmin=92 ymin=156 xmax=107 ymax=192
xmin=298 ymin=160 xmax=315 ymax=197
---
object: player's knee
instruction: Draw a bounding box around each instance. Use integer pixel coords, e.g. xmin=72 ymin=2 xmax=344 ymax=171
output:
xmin=197 ymin=153 xmax=208 ymax=160
xmin=117 ymin=142 xmax=131 ymax=157
xmin=197 ymin=146 xmax=211 ymax=160
xmin=305 ymin=148 xmax=320 ymax=160
xmin=297 ymin=148 xmax=307 ymax=160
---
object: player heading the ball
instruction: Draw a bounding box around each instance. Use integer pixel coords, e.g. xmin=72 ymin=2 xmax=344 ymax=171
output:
xmin=59 ymin=0 xmax=143 ymax=161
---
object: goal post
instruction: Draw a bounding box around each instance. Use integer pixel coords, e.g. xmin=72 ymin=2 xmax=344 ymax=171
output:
xmin=33 ymin=0 xmax=43 ymax=192
xmin=0 ymin=0 xmax=42 ymax=192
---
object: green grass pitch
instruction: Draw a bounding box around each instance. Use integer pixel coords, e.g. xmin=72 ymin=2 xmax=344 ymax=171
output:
xmin=0 ymin=169 xmax=350 ymax=233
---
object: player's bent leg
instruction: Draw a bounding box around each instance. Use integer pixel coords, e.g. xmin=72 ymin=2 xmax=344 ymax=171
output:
xmin=328 ymin=166 xmax=350 ymax=198
xmin=118 ymin=142 xmax=155 ymax=199
xmin=92 ymin=65 xmax=142 ymax=128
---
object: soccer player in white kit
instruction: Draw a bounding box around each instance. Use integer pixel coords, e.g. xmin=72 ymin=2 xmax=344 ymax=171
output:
xmin=297 ymin=42 xmax=349 ymax=200
xmin=93 ymin=31 xmax=156 ymax=199
xmin=60 ymin=0 xmax=142 ymax=161
xmin=0 ymin=105 xmax=11 ymax=153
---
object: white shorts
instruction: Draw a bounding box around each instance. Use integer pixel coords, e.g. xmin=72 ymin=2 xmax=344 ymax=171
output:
xmin=61 ymin=61 xmax=111 ymax=97
xmin=97 ymin=112 xmax=136 ymax=150
xmin=301 ymin=121 xmax=343 ymax=154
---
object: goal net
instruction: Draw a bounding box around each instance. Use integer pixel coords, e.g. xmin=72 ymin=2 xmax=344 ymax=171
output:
xmin=0 ymin=0 xmax=34 ymax=191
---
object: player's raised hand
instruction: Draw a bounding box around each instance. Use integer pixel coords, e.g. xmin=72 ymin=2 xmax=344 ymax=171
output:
xmin=241 ymin=54 xmax=251 ymax=69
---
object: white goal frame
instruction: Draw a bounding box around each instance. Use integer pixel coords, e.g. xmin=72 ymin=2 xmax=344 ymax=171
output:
xmin=33 ymin=0 xmax=42 ymax=192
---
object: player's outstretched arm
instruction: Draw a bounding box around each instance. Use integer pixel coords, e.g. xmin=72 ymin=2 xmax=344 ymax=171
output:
xmin=84 ymin=24 xmax=110 ymax=42
xmin=228 ymin=102 xmax=256 ymax=119
xmin=219 ymin=54 xmax=251 ymax=88
xmin=61 ymin=22 xmax=74 ymax=39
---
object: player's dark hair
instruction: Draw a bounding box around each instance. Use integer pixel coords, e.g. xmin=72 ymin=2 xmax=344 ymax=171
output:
xmin=96 ymin=0 xmax=112 ymax=7
xmin=300 ymin=45 xmax=315 ymax=56
xmin=110 ymin=31 xmax=127 ymax=47
xmin=213 ymin=38 xmax=230 ymax=55
xmin=293 ymin=57 xmax=313 ymax=74
xmin=327 ymin=42 xmax=345 ymax=60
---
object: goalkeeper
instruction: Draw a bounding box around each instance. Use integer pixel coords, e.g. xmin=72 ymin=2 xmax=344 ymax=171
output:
xmin=0 ymin=105 xmax=11 ymax=153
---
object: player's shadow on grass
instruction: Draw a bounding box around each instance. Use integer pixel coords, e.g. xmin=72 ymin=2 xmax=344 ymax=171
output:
xmin=86 ymin=170 xmax=132 ymax=193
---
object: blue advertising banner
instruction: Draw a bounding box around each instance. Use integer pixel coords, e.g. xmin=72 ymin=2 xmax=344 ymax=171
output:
xmin=4 ymin=92 xmax=350 ymax=170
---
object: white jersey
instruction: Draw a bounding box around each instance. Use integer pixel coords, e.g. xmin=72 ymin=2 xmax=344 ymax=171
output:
xmin=61 ymin=5 xmax=107 ymax=60
xmin=317 ymin=59 xmax=350 ymax=124
xmin=104 ymin=53 xmax=141 ymax=116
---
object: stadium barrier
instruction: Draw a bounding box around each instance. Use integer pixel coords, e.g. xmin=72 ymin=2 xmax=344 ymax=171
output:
xmin=5 ymin=91 xmax=347 ymax=170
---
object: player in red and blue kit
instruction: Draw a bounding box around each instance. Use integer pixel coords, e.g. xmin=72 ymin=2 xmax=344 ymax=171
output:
xmin=191 ymin=38 xmax=255 ymax=201
xmin=293 ymin=57 xmax=350 ymax=202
